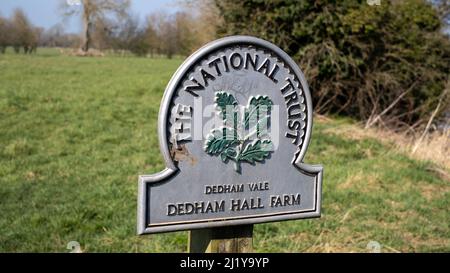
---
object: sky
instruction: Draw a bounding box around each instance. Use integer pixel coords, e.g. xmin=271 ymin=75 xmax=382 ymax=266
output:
xmin=0 ymin=0 xmax=179 ymax=33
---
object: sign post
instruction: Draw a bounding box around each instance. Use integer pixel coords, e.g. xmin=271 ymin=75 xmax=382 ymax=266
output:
xmin=137 ymin=36 xmax=323 ymax=253
xmin=189 ymin=225 xmax=253 ymax=253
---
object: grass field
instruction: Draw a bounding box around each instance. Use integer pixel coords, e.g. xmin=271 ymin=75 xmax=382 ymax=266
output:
xmin=0 ymin=48 xmax=448 ymax=252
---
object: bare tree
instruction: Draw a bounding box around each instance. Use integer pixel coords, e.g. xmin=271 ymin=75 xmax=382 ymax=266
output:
xmin=92 ymin=17 xmax=116 ymax=50
xmin=40 ymin=24 xmax=71 ymax=47
xmin=116 ymin=13 xmax=140 ymax=51
xmin=31 ymin=27 xmax=43 ymax=53
xmin=0 ymin=14 xmax=10 ymax=53
xmin=181 ymin=0 xmax=220 ymax=49
xmin=159 ymin=14 xmax=177 ymax=58
xmin=174 ymin=12 xmax=197 ymax=56
xmin=146 ymin=12 xmax=175 ymax=58
xmin=61 ymin=0 xmax=130 ymax=52
xmin=146 ymin=13 xmax=164 ymax=56
xmin=11 ymin=9 xmax=35 ymax=54
xmin=144 ymin=18 xmax=158 ymax=57
xmin=41 ymin=24 xmax=61 ymax=47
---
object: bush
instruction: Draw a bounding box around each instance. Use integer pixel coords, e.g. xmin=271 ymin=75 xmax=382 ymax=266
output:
xmin=215 ymin=0 xmax=450 ymax=130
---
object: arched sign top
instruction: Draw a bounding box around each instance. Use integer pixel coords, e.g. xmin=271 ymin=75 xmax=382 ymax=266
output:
xmin=158 ymin=36 xmax=314 ymax=171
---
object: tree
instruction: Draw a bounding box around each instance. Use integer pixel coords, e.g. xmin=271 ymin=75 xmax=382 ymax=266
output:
xmin=62 ymin=0 xmax=130 ymax=52
xmin=144 ymin=10 xmax=210 ymax=58
xmin=144 ymin=18 xmax=158 ymax=57
xmin=92 ymin=17 xmax=115 ymax=50
xmin=115 ymin=13 xmax=149 ymax=56
xmin=145 ymin=11 xmax=177 ymax=58
xmin=40 ymin=24 xmax=79 ymax=48
xmin=29 ymin=27 xmax=42 ymax=54
xmin=159 ymin=15 xmax=177 ymax=59
xmin=10 ymin=9 xmax=37 ymax=54
xmin=0 ymin=14 xmax=11 ymax=53
xmin=182 ymin=0 xmax=221 ymax=49
xmin=174 ymin=12 xmax=198 ymax=56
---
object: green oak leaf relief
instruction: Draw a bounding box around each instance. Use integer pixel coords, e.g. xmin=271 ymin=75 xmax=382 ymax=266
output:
xmin=205 ymin=128 xmax=238 ymax=154
xmin=244 ymin=96 xmax=273 ymax=138
xmin=215 ymin=92 xmax=238 ymax=122
xmin=238 ymin=140 xmax=273 ymax=164
xmin=204 ymin=91 xmax=274 ymax=172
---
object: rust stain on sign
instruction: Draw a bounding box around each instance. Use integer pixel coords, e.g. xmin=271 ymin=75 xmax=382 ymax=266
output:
xmin=171 ymin=144 xmax=197 ymax=166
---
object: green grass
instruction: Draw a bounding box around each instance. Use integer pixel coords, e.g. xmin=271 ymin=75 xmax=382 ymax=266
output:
xmin=0 ymin=49 xmax=449 ymax=252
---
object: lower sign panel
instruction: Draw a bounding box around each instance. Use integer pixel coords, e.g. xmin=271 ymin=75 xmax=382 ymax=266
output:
xmin=138 ymin=163 xmax=322 ymax=234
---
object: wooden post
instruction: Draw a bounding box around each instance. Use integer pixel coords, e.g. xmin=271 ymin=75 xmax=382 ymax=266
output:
xmin=188 ymin=225 xmax=253 ymax=253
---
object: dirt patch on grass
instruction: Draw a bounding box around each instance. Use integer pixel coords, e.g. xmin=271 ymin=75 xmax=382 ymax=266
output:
xmin=319 ymin=118 xmax=450 ymax=170
xmin=338 ymin=171 xmax=382 ymax=193
xmin=401 ymin=231 xmax=450 ymax=251
xmin=417 ymin=181 xmax=450 ymax=201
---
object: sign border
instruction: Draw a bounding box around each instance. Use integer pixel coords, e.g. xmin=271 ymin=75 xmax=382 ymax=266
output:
xmin=137 ymin=36 xmax=323 ymax=235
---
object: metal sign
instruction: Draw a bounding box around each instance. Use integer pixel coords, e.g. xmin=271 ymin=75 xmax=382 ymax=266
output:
xmin=137 ymin=36 xmax=323 ymax=234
